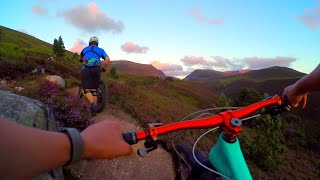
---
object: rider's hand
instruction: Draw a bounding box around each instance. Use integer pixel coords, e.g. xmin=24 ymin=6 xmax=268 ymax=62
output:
xmin=81 ymin=120 xmax=132 ymax=159
xmin=102 ymin=67 xmax=107 ymax=72
xmin=283 ymin=83 xmax=308 ymax=108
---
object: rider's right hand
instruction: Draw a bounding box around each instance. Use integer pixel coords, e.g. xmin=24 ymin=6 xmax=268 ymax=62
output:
xmin=81 ymin=120 xmax=133 ymax=159
xmin=282 ymin=83 xmax=308 ymax=108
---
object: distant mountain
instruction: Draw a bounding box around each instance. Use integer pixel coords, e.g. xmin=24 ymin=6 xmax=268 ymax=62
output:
xmin=184 ymin=69 xmax=252 ymax=81
xmin=183 ymin=69 xmax=226 ymax=81
xmin=184 ymin=66 xmax=304 ymax=83
xmin=207 ymin=66 xmax=306 ymax=97
xmin=224 ymin=70 xmax=251 ymax=75
xmin=109 ymin=60 xmax=166 ymax=78
xmin=241 ymin=66 xmax=305 ymax=80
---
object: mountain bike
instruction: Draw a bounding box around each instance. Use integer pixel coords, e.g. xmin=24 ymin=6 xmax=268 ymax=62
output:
xmin=122 ymin=95 xmax=291 ymax=179
xmin=78 ymin=80 xmax=107 ymax=113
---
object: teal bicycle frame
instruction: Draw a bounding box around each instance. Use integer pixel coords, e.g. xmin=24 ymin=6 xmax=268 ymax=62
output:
xmin=209 ymin=133 xmax=251 ymax=179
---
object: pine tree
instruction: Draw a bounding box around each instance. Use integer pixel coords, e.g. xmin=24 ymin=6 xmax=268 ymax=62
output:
xmin=58 ymin=36 xmax=65 ymax=51
xmin=52 ymin=36 xmax=65 ymax=58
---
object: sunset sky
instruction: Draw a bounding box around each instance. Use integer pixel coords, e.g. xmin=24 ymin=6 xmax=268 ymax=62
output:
xmin=1 ymin=0 xmax=320 ymax=77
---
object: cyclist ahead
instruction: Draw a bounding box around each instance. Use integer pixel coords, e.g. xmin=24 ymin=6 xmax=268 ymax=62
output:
xmin=79 ymin=36 xmax=110 ymax=114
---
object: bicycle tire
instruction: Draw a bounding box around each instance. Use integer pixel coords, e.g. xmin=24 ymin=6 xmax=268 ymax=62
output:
xmin=174 ymin=143 xmax=217 ymax=180
xmin=95 ymin=80 xmax=107 ymax=113
xmin=78 ymin=84 xmax=84 ymax=99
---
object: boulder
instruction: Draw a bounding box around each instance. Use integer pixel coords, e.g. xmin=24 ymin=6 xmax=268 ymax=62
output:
xmin=46 ymin=75 xmax=66 ymax=88
xmin=0 ymin=90 xmax=64 ymax=179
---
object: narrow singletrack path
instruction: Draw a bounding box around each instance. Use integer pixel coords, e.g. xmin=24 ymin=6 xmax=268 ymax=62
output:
xmin=67 ymin=104 xmax=174 ymax=180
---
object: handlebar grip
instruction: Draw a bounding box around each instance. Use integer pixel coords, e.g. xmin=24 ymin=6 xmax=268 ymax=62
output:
xmin=122 ymin=132 xmax=138 ymax=145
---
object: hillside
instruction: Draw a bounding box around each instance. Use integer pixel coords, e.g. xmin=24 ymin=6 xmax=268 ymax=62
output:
xmin=184 ymin=66 xmax=304 ymax=82
xmin=0 ymin=25 xmax=52 ymax=56
xmin=110 ymin=60 xmax=166 ymax=78
xmin=206 ymin=66 xmax=306 ymax=96
xmin=183 ymin=69 xmax=226 ymax=81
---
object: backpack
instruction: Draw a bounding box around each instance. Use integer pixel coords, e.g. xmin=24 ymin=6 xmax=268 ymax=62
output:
xmin=83 ymin=46 xmax=101 ymax=68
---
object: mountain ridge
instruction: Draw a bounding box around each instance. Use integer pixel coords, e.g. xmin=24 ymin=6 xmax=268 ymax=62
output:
xmin=109 ymin=60 xmax=166 ymax=78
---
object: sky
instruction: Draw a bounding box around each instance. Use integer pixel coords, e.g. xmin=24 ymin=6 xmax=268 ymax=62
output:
xmin=1 ymin=0 xmax=320 ymax=78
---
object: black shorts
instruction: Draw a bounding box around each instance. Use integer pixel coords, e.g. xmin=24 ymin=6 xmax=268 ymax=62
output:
xmin=81 ymin=67 xmax=101 ymax=89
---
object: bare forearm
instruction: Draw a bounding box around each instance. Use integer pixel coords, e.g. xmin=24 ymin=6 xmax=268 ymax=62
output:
xmin=0 ymin=119 xmax=70 ymax=179
xmin=295 ymin=64 xmax=320 ymax=94
xmin=103 ymin=57 xmax=110 ymax=69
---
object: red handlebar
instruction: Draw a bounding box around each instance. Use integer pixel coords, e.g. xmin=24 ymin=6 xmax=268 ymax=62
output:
xmin=123 ymin=95 xmax=283 ymax=144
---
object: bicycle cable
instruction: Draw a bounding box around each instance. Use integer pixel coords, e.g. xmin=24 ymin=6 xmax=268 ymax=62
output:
xmin=192 ymin=127 xmax=232 ymax=180
xmin=192 ymin=114 xmax=262 ymax=180
xmin=171 ymin=107 xmax=242 ymax=175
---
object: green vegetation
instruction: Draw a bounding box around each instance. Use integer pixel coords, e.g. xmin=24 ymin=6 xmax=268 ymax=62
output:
xmin=0 ymin=26 xmax=80 ymax=84
xmin=218 ymin=92 xmax=231 ymax=107
xmin=109 ymin=67 xmax=119 ymax=79
xmin=53 ymin=36 xmax=65 ymax=58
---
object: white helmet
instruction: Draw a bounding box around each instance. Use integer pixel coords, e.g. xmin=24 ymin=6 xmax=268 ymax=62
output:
xmin=89 ymin=36 xmax=99 ymax=45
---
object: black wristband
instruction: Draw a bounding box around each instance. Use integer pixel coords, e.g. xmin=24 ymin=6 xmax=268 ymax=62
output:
xmin=59 ymin=127 xmax=84 ymax=166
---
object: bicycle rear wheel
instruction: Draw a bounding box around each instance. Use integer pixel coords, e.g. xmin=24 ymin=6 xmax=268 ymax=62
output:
xmin=95 ymin=80 xmax=107 ymax=113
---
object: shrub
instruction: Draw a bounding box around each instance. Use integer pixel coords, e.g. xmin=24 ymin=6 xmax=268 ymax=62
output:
xmin=235 ymin=88 xmax=262 ymax=107
xmin=144 ymin=77 xmax=157 ymax=85
xmin=251 ymin=115 xmax=284 ymax=172
xmin=218 ymin=92 xmax=231 ymax=107
xmin=282 ymin=114 xmax=306 ymax=147
xmin=39 ymin=81 xmax=92 ymax=130
xmin=110 ymin=67 xmax=118 ymax=79
xmin=126 ymin=79 xmax=139 ymax=87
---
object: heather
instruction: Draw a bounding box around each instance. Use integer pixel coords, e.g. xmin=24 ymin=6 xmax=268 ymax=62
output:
xmin=39 ymin=81 xmax=93 ymax=130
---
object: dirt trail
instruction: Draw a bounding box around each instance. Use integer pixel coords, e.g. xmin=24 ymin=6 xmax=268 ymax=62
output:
xmin=67 ymin=104 xmax=175 ymax=180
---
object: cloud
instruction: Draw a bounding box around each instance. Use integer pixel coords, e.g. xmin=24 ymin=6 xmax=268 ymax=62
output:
xmin=32 ymin=4 xmax=48 ymax=15
xmin=181 ymin=56 xmax=209 ymax=66
xmin=181 ymin=55 xmax=296 ymax=70
xmin=121 ymin=42 xmax=149 ymax=53
xmin=188 ymin=6 xmax=224 ymax=26
xmin=59 ymin=2 xmax=124 ymax=33
xmin=69 ymin=39 xmax=87 ymax=54
xmin=297 ymin=1 xmax=320 ymax=30
xmin=152 ymin=61 xmax=186 ymax=76
xmin=242 ymin=56 xmax=296 ymax=69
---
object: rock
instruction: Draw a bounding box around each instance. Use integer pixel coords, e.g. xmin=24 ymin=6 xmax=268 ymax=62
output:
xmin=0 ymin=90 xmax=64 ymax=179
xmin=32 ymin=68 xmax=38 ymax=74
xmin=0 ymin=79 xmax=6 ymax=86
xmin=48 ymin=56 xmax=55 ymax=62
xmin=32 ymin=68 xmax=46 ymax=75
xmin=46 ymin=75 xmax=66 ymax=88
xmin=14 ymin=86 xmax=24 ymax=91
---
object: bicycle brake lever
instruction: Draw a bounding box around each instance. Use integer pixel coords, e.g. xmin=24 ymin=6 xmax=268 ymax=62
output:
xmin=137 ymin=146 xmax=158 ymax=157
xmin=262 ymin=103 xmax=291 ymax=116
